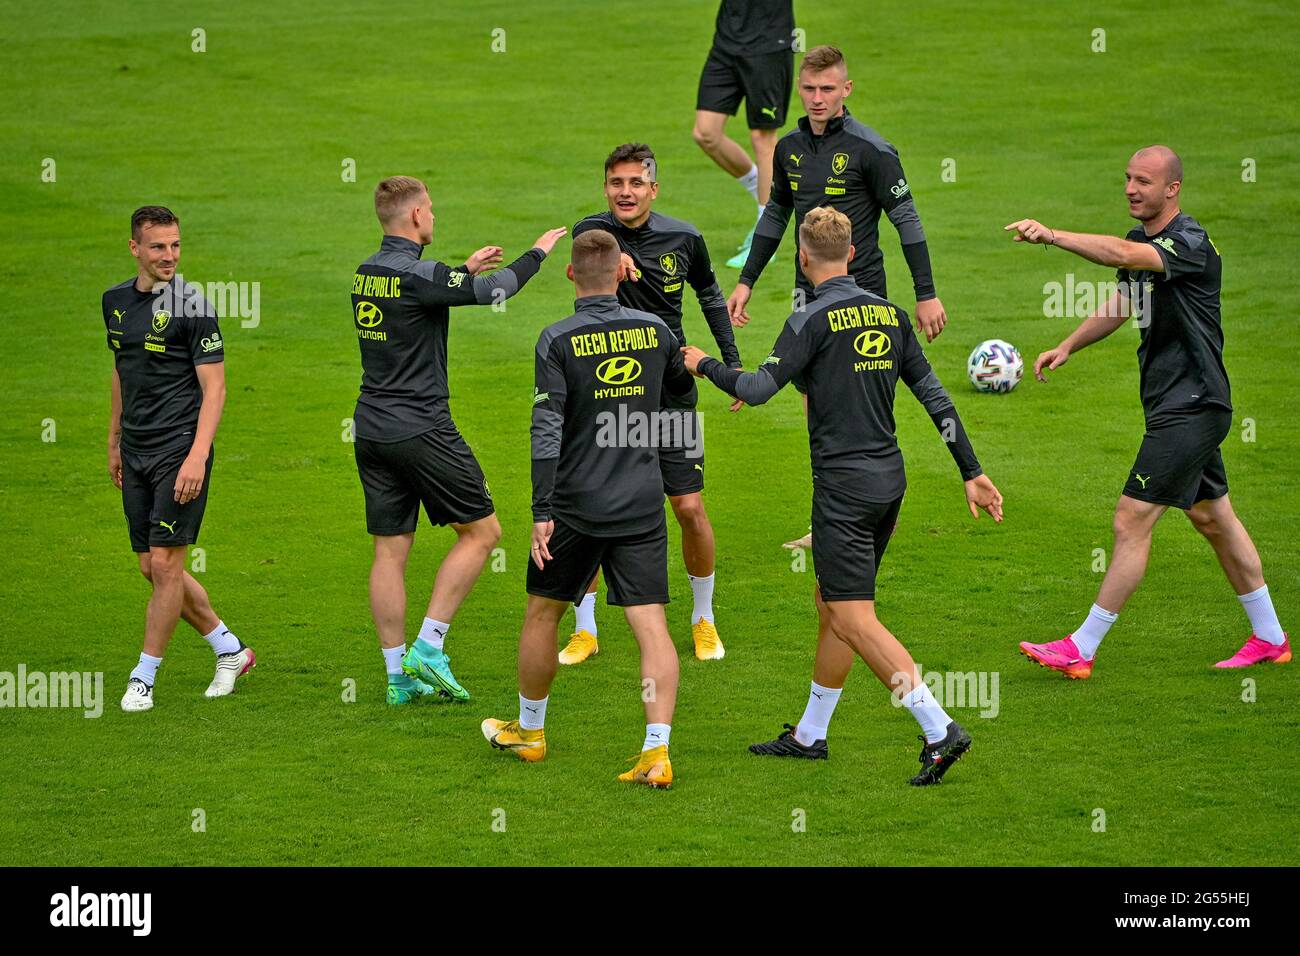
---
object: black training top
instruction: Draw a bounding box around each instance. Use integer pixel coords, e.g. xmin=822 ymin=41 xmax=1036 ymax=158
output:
xmin=350 ymin=235 xmax=545 ymax=442
xmin=1115 ymin=212 xmax=1230 ymax=421
xmin=698 ymin=275 xmax=980 ymax=501
xmin=573 ymin=211 xmax=740 ymax=368
xmin=531 ymin=294 xmax=695 ymax=535
xmin=741 ymin=108 xmax=935 ymax=300
xmin=103 ymin=276 xmax=224 ymax=456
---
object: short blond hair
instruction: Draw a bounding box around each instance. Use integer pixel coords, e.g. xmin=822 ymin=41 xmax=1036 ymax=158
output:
xmin=800 ymin=45 xmax=846 ymax=76
xmin=571 ymin=229 xmax=621 ymax=286
xmin=799 ymin=206 xmax=852 ymax=263
xmin=374 ymin=176 xmax=428 ymax=225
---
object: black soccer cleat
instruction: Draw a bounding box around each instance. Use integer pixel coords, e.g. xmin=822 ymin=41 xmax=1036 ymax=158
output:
xmin=748 ymin=723 xmax=828 ymax=759
xmin=908 ymin=721 xmax=971 ymax=786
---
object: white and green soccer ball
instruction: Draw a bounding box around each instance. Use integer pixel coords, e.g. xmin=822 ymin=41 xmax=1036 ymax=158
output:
xmin=967 ymin=339 xmax=1023 ymax=393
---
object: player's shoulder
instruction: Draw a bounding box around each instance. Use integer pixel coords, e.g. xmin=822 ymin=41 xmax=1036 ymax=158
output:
xmin=841 ymin=114 xmax=898 ymax=158
xmin=536 ymin=310 xmax=606 ymax=355
xmin=1166 ymin=212 xmax=1209 ymax=248
xmin=104 ymin=277 xmax=136 ymax=297
xmin=619 ymin=304 xmax=671 ymax=331
xmin=647 ymin=211 xmax=702 ymax=240
xmin=406 ymin=256 xmax=455 ymax=283
xmin=573 ymin=211 xmax=617 ymax=235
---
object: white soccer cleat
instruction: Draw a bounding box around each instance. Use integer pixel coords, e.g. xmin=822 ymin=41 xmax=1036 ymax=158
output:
xmin=121 ymin=678 xmax=154 ymax=712
xmin=205 ymin=646 xmax=256 ymax=698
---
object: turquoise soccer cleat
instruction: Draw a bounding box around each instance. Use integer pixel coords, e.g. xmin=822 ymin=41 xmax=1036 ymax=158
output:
xmin=401 ymin=643 xmax=470 ymax=701
xmin=386 ymin=673 xmax=445 ymax=705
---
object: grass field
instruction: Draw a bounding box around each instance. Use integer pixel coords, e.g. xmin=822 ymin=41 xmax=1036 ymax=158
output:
xmin=1 ymin=1 xmax=1297 ymax=866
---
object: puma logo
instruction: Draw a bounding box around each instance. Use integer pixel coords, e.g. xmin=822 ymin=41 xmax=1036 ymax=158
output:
xmin=158 ymin=519 xmax=177 ymax=534
xmin=1133 ymin=473 xmax=1150 ymax=489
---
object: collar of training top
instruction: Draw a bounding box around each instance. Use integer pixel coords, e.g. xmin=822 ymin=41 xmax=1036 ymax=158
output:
xmin=798 ymin=106 xmax=850 ymax=139
xmin=812 ymin=274 xmax=859 ymax=296
xmin=574 ymin=294 xmax=621 ymax=311
xmin=379 ymin=234 xmax=423 ymax=257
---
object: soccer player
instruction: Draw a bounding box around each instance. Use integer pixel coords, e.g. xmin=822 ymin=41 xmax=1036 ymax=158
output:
xmin=351 ymin=176 xmax=565 ymax=705
xmin=692 ymin=0 xmax=797 ymax=267
xmin=727 ymin=45 xmax=948 ymax=344
xmin=682 ymin=207 xmax=1004 ymax=785
xmin=482 ymin=229 xmax=696 ymax=788
xmin=105 ymin=206 xmax=253 ymax=713
xmin=1011 ymin=146 xmax=1290 ymax=676
xmin=565 ymin=144 xmax=742 ymax=664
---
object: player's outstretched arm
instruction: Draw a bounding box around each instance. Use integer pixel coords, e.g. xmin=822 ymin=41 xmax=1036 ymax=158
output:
xmin=1034 ymin=288 xmax=1130 ymax=382
xmin=689 ymin=234 xmax=743 ymax=368
xmin=1005 ymin=219 xmax=1163 ymax=272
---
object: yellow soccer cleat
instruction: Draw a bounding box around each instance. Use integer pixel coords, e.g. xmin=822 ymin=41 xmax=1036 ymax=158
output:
xmin=481 ymin=717 xmax=547 ymax=763
xmin=692 ymin=619 xmax=725 ymax=661
xmin=558 ymin=629 xmax=599 ymax=665
xmin=618 ymin=744 xmax=673 ymax=789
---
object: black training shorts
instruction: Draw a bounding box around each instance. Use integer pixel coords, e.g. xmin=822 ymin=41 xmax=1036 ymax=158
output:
xmin=1123 ymin=408 xmax=1231 ymax=509
xmin=355 ymin=423 xmax=494 ymax=535
xmin=121 ymin=443 xmax=214 ymax=553
xmin=696 ymin=46 xmax=793 ymax=129
xmin=811 ymin=475 xmax=904 ymax=602
xmin=526 ymin=513 xmax=670 ymax=607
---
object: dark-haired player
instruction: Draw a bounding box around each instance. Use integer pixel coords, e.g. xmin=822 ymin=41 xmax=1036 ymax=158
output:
xmin=105 ymin=205 xmax=253 ymax=712
xmin=565 ymin=144 xmax=741 ymax=664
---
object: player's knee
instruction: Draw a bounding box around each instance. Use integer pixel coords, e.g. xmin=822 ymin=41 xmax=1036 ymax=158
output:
xmin=470 ymin=514 xmax=502 ymax=548
xmin=692 ymin=123 xmax=720 ymax=151
xmin=1186 ymin=506 xmax=1222 ymax=538
xmin=671 ymin=495 xmax=708 ymax=530
xmin=1112 ymin=503 xmax=1152 ymax=541
xmin=148 ymin=549 xmax=184 ymax=582
xmin=137 ymin=557 xmax=154 ymax=583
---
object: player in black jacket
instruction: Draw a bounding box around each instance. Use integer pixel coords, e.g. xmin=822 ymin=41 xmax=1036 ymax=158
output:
xmin=684 ymin=207 xmax=1003 ymax=786
xmin=482 ymin=230 xmax=695 ymax=789
xmin=351 ymin=175 xmax=565 ymax=705
xmin=564 ymin=144 xmax=740 ymax=664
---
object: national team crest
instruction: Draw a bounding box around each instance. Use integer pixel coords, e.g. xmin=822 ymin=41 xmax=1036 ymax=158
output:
xmin=659 ymin=253 xmax=678 ymax=276
xmin=831 ymin=152 xmax=850 ymax=175
xmin=151 ymin=310 xmax=171 ymax=334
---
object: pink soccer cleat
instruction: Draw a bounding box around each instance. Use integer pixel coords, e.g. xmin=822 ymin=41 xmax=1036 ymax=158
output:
xmin=1019 ymin=635 xmax=1094 ymax=679
xmin=1214 ymin=634 xmax=1291 ymax=669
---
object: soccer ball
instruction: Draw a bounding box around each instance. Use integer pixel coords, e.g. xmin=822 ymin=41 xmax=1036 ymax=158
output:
xmin=967 ymin=339 xmax=1023 ymax=393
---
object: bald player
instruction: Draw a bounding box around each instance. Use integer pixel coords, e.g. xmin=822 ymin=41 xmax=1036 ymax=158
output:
xmin=1010 ymin=146 xmax=1289 ymax=678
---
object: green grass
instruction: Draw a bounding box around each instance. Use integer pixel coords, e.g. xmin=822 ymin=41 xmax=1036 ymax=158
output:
xmin=1 ymin=0 xmax=1297 ymax=866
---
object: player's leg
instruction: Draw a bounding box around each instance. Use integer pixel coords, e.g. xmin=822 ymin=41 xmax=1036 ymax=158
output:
xmin=121 ymin=543 xmax=187 ymax=712
xmin=399 ymin=427 xmax=500 ymax=701
xmin=823 ymin=599 xmax=970 ymax=786
xmin=559 ymin=572 xmax=600 ymax=665
xmin=753 ymin=499 xmax=900 ymax=758
xmin=1185 ymin=493 xmax=1290 ymax=666
xmin=485 ymin=521 xmax=602 ymax=761
xmin=605 ymin=518 xmax=677 ymax=787
xmin=354 ymin=436 xmax=435 ymax=703
xmin=749 ymin=589 xmax=845 ymax=758
xmin=139 ymin=554 xmax=253 ymax=699
xmin=725 ymin=50 xmax=791 ymax=266
xmin=1021 ymin=494 xmax=1165 ymax=678
xmin=669 ymin=491 xmax=723 ymax=659
xmin=692 ymin=110 xmax=754 ymax=179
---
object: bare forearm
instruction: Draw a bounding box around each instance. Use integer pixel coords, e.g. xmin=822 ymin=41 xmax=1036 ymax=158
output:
xmin=1060 ymin=292 xmax=1129 ymax=353
xmin=1051 ymin=230 xmax=1145 ymax=270
xmin=189 ymin=386 xmax=225 ymax=457
xmin=108 ymin=370 xmax=122 ymax=449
